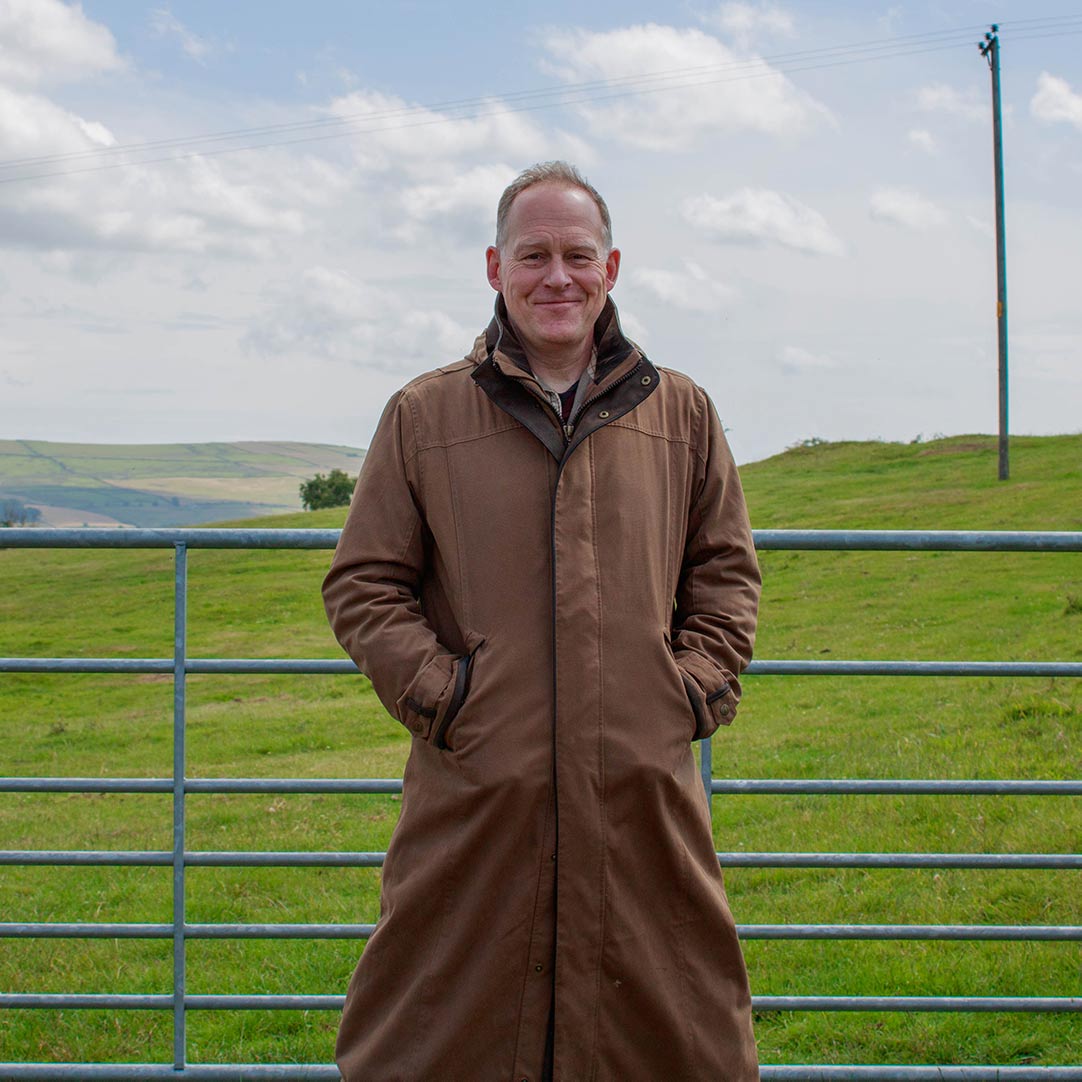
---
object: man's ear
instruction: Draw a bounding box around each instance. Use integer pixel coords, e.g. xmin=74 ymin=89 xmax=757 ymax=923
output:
xmin=485 ymin=246 xmax=502 ymax=293
xmin=605 ymin=248 xmax=621 ymax=292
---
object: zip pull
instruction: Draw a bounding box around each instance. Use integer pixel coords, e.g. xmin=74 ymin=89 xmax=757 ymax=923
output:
xmin=564 ymin=422 xmax=574 ymax=440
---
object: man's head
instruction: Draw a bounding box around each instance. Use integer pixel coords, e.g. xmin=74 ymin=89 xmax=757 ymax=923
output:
xmin=486 ymin=162 xmax=620 ymax=366
xmin=494 ymin=161 xmax=613 ymax=255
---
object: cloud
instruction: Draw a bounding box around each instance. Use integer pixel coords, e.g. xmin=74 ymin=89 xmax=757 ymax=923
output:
xmin=915 ymin=83 xmax=984 ymax=123
xmin=1031 ymin=72 xmax=1082 ymax=132
xmin=683 ymin=187 xmax=844 ymax=256
xmin=908 ymin=128 xmax=936 ymax=153
xmin=703 ymin=3 xmax=795 ymax=48
xmin=395 ymin=163 xmax=516 ymax=242
xmin=150 ymin=8 xmax=214 ymax=64
xmin=779 ymin=345 xmax=838 ymax=370
xmin=0 ymin=83 xmax=116 ymax=161
xmin=632 ymin=261 xmax=737 ymax=312
xmin=0 ymin=0 xmax=122 ymax=86
xmin=324 ymin=90 xmax=589 ymax=174
xmin=538 ymin=23 xmax=830 ymax=151
xmin=0 ymin=87 xmax=314 ymax=256
xmin=869 ymin=187 xmax=947 ymax=231
xmin=244 ymin=265 xmax=470 ymax=370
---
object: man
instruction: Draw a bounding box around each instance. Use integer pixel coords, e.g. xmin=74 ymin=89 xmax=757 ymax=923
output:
xmin=323 ymin=161 xmax=761 ymax=1081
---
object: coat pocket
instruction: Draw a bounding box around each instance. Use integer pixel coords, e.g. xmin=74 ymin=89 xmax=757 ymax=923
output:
xmin=663 ymin=629 xmax=699 ymax=740
xmin=430 ymin=632 xmax=486 ymax=751
xmin=395 ymin=651 xmax=457 ymax=740
xmin=674 ymin=648 xmax=740 ymax=740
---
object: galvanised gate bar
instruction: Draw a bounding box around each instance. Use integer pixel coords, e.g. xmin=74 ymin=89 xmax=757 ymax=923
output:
xmin=0 ymin=527 xmax=1080 ymax=1081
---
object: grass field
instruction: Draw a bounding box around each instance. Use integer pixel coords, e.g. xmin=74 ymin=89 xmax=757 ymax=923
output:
xmin=1 ymin=432 xmax=1079 ymax=1067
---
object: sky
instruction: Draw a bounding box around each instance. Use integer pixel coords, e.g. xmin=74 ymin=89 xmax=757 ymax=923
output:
xmin=0 ymin=1 xmax=1079 ymax=465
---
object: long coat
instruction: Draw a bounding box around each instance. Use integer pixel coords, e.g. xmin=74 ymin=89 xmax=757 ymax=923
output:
xmin=323 ymin=297 xmax=762 ymax=1081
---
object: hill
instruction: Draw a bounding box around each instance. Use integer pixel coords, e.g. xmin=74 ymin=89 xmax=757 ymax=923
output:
xmin=0 ymin=439 xmax=366 ymax=527
xmin=0 ymin=432 xmax=1079 ymax=1065
xmin=741 ymin=432 xmax=1082 ymax=530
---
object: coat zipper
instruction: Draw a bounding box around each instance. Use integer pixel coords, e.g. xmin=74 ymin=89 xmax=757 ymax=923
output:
xmin=562 ymin=361 xmax=641 ymax=443
xmin=546 ymin=354 xmax=643 ymax=1059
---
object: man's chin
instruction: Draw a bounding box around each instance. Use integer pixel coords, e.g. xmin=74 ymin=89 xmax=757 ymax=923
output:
xmin=534 ymin=316 xmax=589 ymax=341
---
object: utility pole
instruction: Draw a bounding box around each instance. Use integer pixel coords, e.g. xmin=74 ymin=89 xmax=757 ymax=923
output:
xmin=979 ymin=25 xmax=1009 ymax=480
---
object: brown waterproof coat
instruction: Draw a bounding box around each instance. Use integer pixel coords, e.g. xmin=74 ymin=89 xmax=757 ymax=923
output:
xmin=323 ymin=297 xmax=762 ymax=1081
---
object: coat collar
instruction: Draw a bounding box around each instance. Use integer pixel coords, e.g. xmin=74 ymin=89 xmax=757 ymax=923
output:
xmin=476 ymin=294 xmax=639 ymax=384
xmin=470 ymin=294 xmax=660 ymax=463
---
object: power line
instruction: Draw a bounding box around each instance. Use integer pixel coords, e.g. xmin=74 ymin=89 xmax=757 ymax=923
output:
xmin=0 ymin=23 xmax=996 ymax=171
xmin=1 ymin=19 xmax=1079 ymax=184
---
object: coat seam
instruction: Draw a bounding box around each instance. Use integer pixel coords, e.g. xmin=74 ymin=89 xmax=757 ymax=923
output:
xmin=412 ymin=421 xmax=524 ymax=455
xmin=508 ymin=783 xmax=556 ymax=1076
xmin=402 ymin=392 xmax=424 ymax=493
xmin=603 ymin=420 xmax=695 ymax=447
xmin=445 ymin=446 xmax=470 ymax=630
xmin=688 ymin=393 xmax=711 ymax=616
xmin=605 ymin=419 xmax=709 ymax=469
xmin=588 ymin=439 xmax=607 ymax=1081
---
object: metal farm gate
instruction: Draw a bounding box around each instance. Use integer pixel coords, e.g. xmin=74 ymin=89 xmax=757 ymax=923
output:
xmin=1 ymin=527 xmax=1079 ymax=1080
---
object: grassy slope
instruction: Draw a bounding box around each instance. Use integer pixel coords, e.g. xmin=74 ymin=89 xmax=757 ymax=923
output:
xmin=0 ymin=433 xmax=1079 ymax=1065
xmin=0 ymin=440 xmax=367 ymax=527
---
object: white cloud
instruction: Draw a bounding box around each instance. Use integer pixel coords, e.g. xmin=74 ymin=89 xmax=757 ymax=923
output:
xmin=0 ymin=87 xmax=314 ymax=256
xmin=395 ymin=163 xmax=516 ymax=242
xmin=0 ymin=84 xmax=116 ymax=161
xmin=704 ymin=3 xmax=795 ymax=48
xmin=915 ymin=82 xmax=984 ymax=123
xmin=683 ymin=187 xmax=844 ymax=256
xmin=244 ymin=265 xmax=470 ymax=370
xmin=632 ymin=261 xmax=737 ymax=312
xmin=324 ymin=90 xmax=588 ymax=174
xmin=779 ymin=345 xmax=838 ymax=370
xmin=150 ymin=8 xmax=214 ymax=64
xmin=908 ymin=128 xmax=936 ymax=153
xmin=0 ymin=0 xmax=122 ymax=86
xmin=538 ymin=23 xmax=830 ymax=151
xmin=869 ymin=187 xmax=947 ymax=231
xmin=1031 ymin=72 xmax=1082 ymax=132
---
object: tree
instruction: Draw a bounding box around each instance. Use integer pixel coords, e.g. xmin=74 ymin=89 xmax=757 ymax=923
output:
xmin=299 ymin=469 xmax=356 ymax=511
xmin=1 ymin=499 xmax=42 ymax=527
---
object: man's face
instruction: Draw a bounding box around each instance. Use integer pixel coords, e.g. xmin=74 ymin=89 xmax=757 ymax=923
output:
xmin=486 ymin=183 xmax=620 ymax=361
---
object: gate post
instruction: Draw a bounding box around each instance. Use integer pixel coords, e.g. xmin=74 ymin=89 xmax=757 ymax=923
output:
xmin=700 ymin=735 xmax=713 ymax=808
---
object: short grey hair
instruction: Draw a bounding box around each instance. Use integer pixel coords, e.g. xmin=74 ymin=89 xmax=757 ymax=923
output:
xmin=495 ymin=161 xmax=613 ymax=253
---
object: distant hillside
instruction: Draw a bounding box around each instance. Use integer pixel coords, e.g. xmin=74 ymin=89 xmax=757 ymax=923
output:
xmin=0 ymin=440 xmax=366 ymax=527
xmin=740 ymin=432 xmax=1082 ymax=530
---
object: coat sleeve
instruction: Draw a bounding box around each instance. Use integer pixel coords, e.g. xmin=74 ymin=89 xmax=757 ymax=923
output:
xmin=322 ymin=389 xmax=467 ymax=743
xmin=671 ymin=389 xmax=762 ymax=739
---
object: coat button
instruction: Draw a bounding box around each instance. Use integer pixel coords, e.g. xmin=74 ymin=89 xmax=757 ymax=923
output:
xmin=640 ymin=375 xmax=652 ymax=385
xmin=534 ymin=963 xmax=544 ymax=972
xmin=598 ymin=409 xmax=610 ymax=418
xmin=719 ymin=704 xmax=731 ymax=716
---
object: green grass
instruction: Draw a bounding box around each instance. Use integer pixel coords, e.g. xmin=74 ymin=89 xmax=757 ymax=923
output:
xmin=1 ymin=433 xmax=1080 ymax=1067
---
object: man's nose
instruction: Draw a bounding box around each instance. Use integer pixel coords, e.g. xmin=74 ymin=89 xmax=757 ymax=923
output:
xmin=543 ymin=257 xmax=572 ymax=287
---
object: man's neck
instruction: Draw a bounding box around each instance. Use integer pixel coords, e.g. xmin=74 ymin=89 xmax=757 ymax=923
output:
xmin=525 ymin=342 xmax=592 ymax=394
